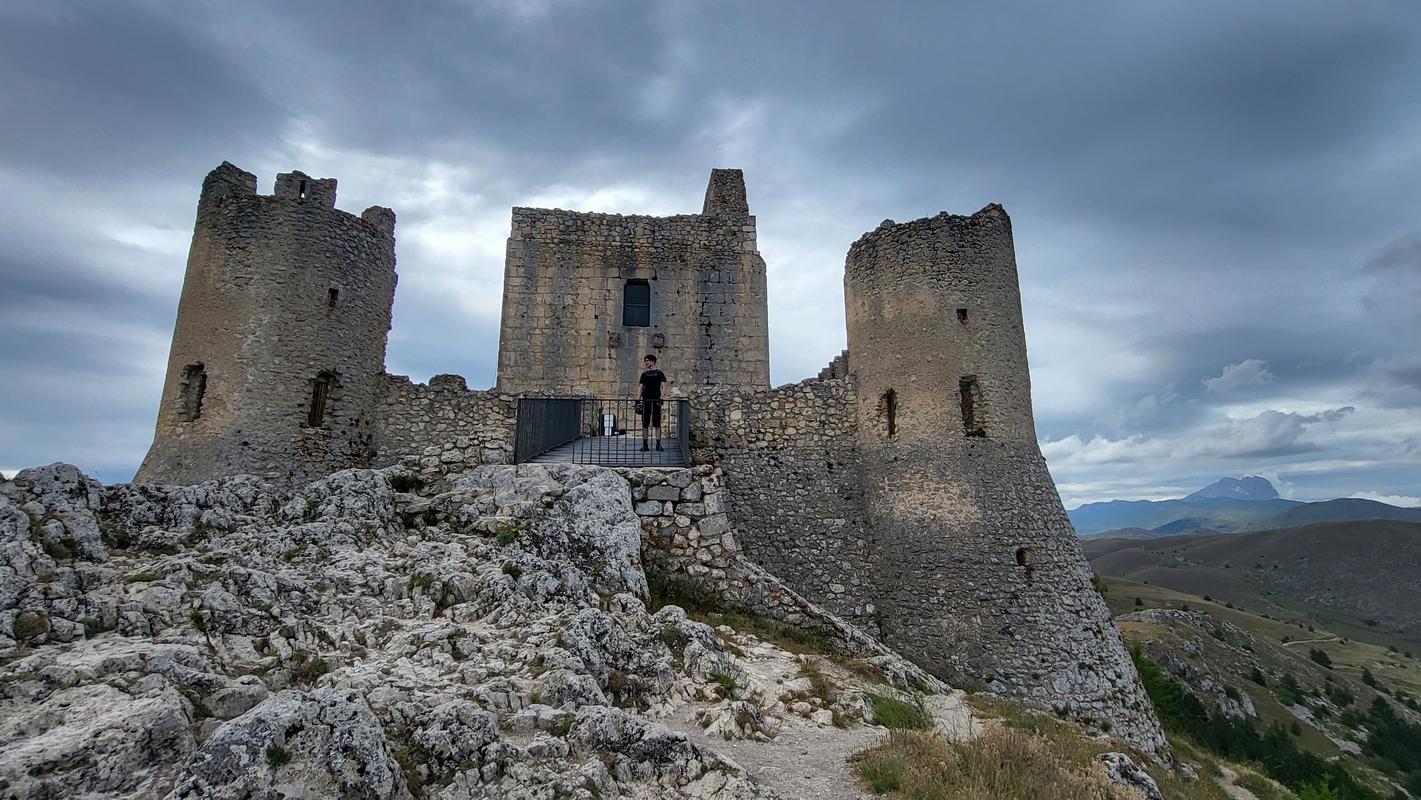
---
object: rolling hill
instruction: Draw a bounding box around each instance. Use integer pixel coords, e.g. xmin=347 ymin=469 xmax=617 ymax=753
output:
xmin=1084 ymin=519 xmax=1421 ymax=640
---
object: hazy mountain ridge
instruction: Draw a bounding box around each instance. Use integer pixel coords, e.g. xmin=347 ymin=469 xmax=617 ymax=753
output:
xmin=1184 ymin=476 xmax=1280 ymax=501
xmin=1071 ymin=477 xmax=1421 ymax=536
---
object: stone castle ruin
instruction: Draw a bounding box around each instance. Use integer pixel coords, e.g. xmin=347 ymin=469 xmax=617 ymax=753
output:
xmin=136 ymin=162 xmax=1163 ymax=747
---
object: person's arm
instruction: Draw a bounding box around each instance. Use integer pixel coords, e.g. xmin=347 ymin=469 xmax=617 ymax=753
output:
xmin=634 ymin=374 xmax=642 ymax=400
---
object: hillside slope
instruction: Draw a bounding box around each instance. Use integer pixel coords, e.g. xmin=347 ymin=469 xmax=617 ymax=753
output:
xmin=1086 ymin=520 xmax=1421 ymax=641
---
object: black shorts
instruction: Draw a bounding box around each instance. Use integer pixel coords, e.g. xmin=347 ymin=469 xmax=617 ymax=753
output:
xmin=639 ymin=399 xmax=662 ymax=427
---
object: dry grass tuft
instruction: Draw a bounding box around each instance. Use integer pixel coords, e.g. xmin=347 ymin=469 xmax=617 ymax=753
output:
xmin=853 ymin=727 xmax=1136 ymax=799
xmin=863 ymin=695 xmax=1235 ymax=800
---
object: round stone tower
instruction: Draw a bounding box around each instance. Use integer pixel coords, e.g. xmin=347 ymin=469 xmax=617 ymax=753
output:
xmin=844 ymin=207 xmax=1164 ymax=748
xmin=135 ymin=162 xmax=397 ymax=486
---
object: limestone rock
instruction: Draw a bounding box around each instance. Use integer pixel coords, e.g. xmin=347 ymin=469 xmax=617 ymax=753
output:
xmin=171 ymin=689 xmax=411 ymax=799
xmin=1097 ymin=752 xmax=1163 ymax=800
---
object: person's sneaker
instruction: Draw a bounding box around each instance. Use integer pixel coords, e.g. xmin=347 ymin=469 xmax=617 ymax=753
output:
xmin=640 ymin=441 xmax=649 ymax=452
xmin=655 ymin=441 xmax=663 ymax=451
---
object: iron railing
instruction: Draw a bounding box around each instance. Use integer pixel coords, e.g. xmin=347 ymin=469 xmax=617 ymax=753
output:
xmin=514 ymin=397 xmax=690 ymax=467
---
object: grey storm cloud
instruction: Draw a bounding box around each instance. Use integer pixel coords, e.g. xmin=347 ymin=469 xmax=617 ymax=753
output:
xmin=1 ymin=0 xmax=1418 ymax=506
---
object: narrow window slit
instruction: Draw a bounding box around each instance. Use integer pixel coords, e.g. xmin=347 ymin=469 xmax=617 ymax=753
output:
xmin=880 ymin=389 xmax=897 ymax=438
xmin=308 ymin=372 xmax=334 ymax=427
xmin=959 ymin=376 xmax=985 ymax=437
xmin=957 ymin=308 xmax=969 ymax=324
xmin=178 ymin=364 xmax=206 ymax=422
xmin=327 ymin=288 xmax=339 ymax=309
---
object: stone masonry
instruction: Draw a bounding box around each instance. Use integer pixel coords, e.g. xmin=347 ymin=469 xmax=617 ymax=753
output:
xmin=495 ymin=169 xmax=770 ymax=396
xmin=134 ymin=164 xmax=1166 ymax=752
xmin=135 ymin=163 xmax=397 ymax=487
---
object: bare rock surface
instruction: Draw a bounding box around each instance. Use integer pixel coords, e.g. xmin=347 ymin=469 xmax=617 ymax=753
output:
xmin=0 ymin=462 xmax=970 ymax=799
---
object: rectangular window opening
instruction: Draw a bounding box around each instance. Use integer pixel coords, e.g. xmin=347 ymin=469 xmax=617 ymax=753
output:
xmin=881 ymin=389 xmax=897 ymax=437
xmin=623 ymin=280 xmax=651 ymax=327
xmin=308 ymin=373 xmax=333 ymax=428
xmin=298 ymin=180 xmax=308 ymax=200
xmin=957 ymin=308 xmax=969 ymax=324
xmin=327 ymin=287 xmax=339 ymax=309
xmin=959 ymin=376 xmax=986 ymax=437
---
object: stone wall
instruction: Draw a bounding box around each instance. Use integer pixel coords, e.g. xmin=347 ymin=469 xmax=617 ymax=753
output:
xmin=625 ymin=466 xmax=922 ymax=669
xmin=688 ymin=379 xmax=874 ymax=626
xmin=495 ymin=169 xmax=770 ymax=397
xmin=136 ymin=162 xmax=397 ymax=487
xmin=374 ymin=373 xmax=516 ymax=479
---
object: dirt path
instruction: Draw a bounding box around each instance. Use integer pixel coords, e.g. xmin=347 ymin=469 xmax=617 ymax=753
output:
xmin=668 ymin=705 xmax=884 ymax=800
xmin=1280 ymin=636 xmax=1339 ymax=647
xmin=1215 ymin=765 xmax=1258 ymax=800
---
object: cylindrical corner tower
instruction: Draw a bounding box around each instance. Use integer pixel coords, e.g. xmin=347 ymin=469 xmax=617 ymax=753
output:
xmin=135 ymin=162 xmax=398 ymax=486
xmin=845 ymin=207 xmax=1164 ymax=750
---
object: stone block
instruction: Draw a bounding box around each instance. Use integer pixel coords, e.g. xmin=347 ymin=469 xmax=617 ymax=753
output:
xmin=697 ymin=514 xmax=731 ymax=537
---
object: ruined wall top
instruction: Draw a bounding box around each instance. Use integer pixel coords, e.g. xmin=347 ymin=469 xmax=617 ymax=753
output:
xmin=197 ymin=162 xmax=395 ymax=236
xmin=702 ymin=168 xmax=749 ymax=217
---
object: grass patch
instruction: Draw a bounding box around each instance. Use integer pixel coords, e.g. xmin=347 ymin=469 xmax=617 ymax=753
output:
xmin=853 ymin=728 xmax=1131 ymax=799
xmin=265 ymin=744 xmax=291 ymax=769
xmin=647 ymin=568 xmax=724 ymax=615
xmin=798 ymin=659 xmax=838 ymax=705
xmin=866 ymin=692 xmax=930 ymax=731
xmin=495 ymin=525 xmax=519 ymax=546
xmin=712 ymin=671 xmax=738 ymax=695
xmin=647 ymin=567 xmax=833 ymax=654
xmin=1234 ymin=768 xmax=1298 ymax=800
xmin=123 ymin=571 xmax=162 ymax=583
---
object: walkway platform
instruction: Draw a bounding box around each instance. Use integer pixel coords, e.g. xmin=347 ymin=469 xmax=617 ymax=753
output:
xmin=525 ymin=436 xmax=687 ymax=467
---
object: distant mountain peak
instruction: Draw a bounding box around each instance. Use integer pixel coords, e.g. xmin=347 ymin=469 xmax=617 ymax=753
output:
xmin=1184 ymin=476 xmax=1279 ymax=501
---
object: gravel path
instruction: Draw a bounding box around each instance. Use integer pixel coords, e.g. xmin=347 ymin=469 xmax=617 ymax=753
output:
xmin=1216 ymin=765 xmax=1259 ymax=800
xmin=668 ymin=704 xmax=885 ymax=800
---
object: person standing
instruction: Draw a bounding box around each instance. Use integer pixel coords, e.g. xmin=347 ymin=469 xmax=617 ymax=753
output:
xmin=634 ymin=354 xmax=667 ymax=451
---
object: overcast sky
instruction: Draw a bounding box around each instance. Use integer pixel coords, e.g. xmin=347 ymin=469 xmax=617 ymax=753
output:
xmin=2 ymin=0 xmax=1418 ymax=508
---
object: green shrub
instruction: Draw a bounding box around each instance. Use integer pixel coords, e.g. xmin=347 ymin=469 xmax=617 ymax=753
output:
xmin=646 ymin=568 xmax=723 ymax=615
xmin=496 ymin=526 xmax=518 ymax=546
xmin=265 ymin=744 xmax=291 ymax=769
xmin=866 ymin=693 xmax=930 ymax=730
xmin=388 ymin=474 xmax=423 ymax=493
xmin=1309 ymin=648 xmax=1333 ymax=668
xmin=13 ymin=611 xmax=47 ymax=641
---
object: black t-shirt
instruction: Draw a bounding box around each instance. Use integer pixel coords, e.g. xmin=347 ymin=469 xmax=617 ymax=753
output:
xmin=638 ymin=369 xmax=666 ymax=399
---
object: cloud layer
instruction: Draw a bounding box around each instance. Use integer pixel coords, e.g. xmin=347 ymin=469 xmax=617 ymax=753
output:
xmin=2 ymin=1 xmax=1418 ymax=508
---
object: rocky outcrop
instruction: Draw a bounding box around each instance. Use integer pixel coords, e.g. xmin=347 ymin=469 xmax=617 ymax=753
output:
xmin=0 ymin=462 xmax=957 ymax=799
